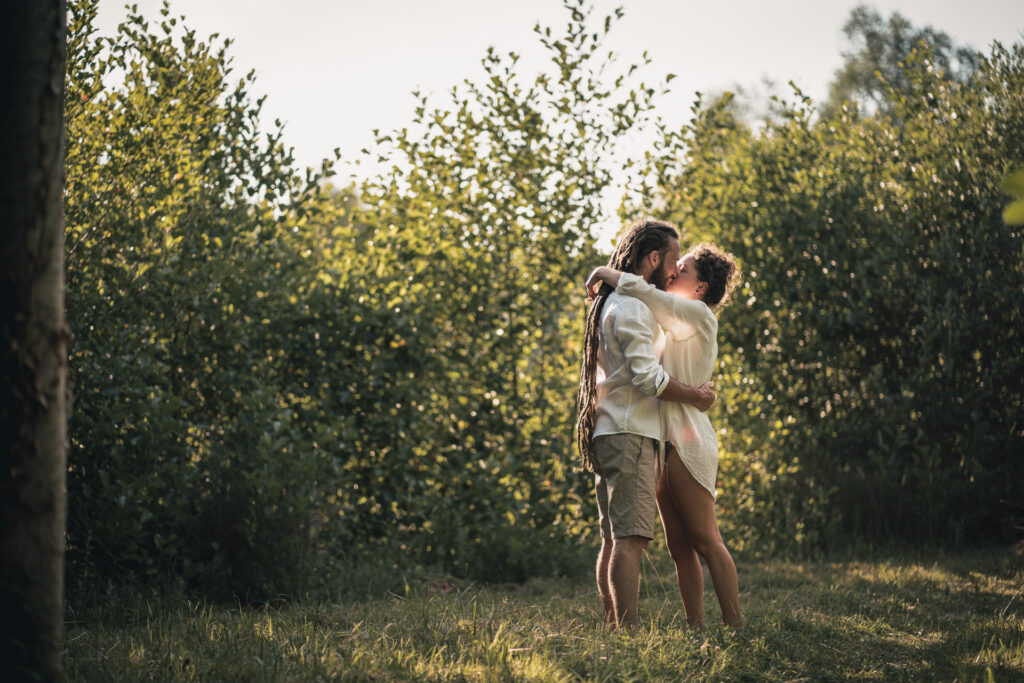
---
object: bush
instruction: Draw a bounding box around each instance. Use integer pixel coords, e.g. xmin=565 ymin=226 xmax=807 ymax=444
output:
xmin=65 ymin=0 xmax=340 ymax=598
xmin=658 ymin=44 xmax=1024 ymax=552
xmin=64 ymin=0 xmax=659 ymax=595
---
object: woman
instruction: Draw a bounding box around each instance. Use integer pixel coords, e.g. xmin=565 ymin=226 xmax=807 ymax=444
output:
xmin=585 ymin=242 xmax=742 ymax=629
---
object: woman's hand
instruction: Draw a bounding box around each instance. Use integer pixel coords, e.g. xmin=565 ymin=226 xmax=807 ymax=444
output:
xmin=585 ymin=266 xmax=621 ymax=299
xmin=584 ymin=268 xmax=604 ymax=299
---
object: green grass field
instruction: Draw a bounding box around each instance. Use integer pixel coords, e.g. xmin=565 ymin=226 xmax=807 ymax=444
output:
xmin=66 ymin=547 xmax=1023 ymax=681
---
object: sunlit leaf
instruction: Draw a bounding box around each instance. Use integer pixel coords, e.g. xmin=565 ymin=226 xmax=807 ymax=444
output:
xmin=1000 ymin=170 xmax=1024 ymax=197
xmin=1004 ymin=199 xmax=1024 ymax=226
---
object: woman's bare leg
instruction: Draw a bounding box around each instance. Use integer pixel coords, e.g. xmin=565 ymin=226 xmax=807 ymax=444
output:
xmin=656 ymin=464 xmax=705 ymax=627
xmin=664 ymin=451 xmax=742 ymax=628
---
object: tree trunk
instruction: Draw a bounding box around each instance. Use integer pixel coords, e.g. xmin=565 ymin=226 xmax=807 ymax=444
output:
xmin=0 ymin=1 xmax=68 ymax=680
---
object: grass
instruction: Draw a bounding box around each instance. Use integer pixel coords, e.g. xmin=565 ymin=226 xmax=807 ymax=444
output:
xmin=65 ymin=547 xmax=1023 ymax=681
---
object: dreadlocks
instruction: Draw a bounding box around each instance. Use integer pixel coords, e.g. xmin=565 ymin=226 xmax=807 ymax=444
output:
xmin=575 ymin=219 xmax=680 ymax=471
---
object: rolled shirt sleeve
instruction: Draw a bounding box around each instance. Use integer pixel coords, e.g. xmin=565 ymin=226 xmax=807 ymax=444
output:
xmin=612 ymin=302 xmax=670 ymax=397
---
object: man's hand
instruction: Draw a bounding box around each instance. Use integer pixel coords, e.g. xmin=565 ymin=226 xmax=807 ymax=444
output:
xmin=693 ymin=381 xmax=715 ymax=412
xmin=657 ymin=378 xmax=716 ymax=410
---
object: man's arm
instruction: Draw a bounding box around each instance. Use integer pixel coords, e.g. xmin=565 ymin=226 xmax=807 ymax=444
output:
xmin=612 ymin=300 xmax=671 ymax=398
xmin=659 ymin=378 xmax=715 ymax=412
xmin=612 ymin=299 xmax=716 ymax=412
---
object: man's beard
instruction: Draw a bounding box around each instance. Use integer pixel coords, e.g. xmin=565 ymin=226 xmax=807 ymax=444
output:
xmin=651 ymin=262 xmax=673 ymax=291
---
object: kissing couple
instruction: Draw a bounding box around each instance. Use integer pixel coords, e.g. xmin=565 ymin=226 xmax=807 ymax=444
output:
xmin=576 ymin=218 xmax=743 ymax=629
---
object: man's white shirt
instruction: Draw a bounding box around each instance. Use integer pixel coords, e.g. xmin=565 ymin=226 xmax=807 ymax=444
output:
xmin=593 ymin=290 xmax=669 ymax=442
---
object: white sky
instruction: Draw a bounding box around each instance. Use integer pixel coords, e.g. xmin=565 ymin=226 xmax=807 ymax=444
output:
xmin=94 ymin=1 xmax=1024 ymax=242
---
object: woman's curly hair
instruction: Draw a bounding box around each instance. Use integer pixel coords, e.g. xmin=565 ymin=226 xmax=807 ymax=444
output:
xmin=690 ymin=242 xmax=742 ymax=309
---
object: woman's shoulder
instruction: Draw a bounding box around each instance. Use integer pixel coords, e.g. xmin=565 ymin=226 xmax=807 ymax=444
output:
xmin=696 ymin=300 xmax=718 ymax=329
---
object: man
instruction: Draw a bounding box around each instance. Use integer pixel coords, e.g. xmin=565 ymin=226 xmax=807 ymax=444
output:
xmin=575 ymin=219 xmax=715 ymax=627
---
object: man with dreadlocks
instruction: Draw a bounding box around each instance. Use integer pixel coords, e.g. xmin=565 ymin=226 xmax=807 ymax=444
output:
xmin=576 ymin=219 xmax=715 ymax=627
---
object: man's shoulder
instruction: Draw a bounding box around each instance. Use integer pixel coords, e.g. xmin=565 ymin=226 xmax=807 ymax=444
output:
xmin=603 ymin=291 xmax=655 ymax=322
xmin=607 ymin=290 xmax=652 ymax=311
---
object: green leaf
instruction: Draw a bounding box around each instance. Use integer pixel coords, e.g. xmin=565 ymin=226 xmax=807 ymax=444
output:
xmin=1000 ymin=170 xmax=1024 ymax=197
xmin=1003 ymin=199 xmax=1024 ymax=226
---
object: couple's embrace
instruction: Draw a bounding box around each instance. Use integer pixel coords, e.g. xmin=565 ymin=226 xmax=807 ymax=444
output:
xmin=575 ymin=218 xmax=742 ymax=629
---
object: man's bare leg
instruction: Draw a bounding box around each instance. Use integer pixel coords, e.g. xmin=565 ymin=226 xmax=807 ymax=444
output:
xmin=609 ymin=535 xmax=649 ymax=627
xmin=596 ymin=538 xmax=614 ymax=623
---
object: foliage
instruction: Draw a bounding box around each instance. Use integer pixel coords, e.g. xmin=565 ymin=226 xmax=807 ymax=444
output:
xmin=64 ymin=548 xmax=1024 ymax=680
xmin=65 ymin=0 xmax=339 ymax=598
xmin=1003 ymin=170 xmax=1024 ymax=225
xmin=64 ymin=0 xmax=667 ymax=596
xmin=66 ymin=0 xmax=1024 ymax=601
xmin=657 ymin=44 xmax=1024 ymax=552
xmin=308 ymin=0 xmax=669 ymax=581
xmin=822 ymin=4 xmax=979 ymax=119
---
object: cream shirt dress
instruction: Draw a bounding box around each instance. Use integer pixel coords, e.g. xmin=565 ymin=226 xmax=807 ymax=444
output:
xmin=616 ymin=273 xmax=720 ymax=498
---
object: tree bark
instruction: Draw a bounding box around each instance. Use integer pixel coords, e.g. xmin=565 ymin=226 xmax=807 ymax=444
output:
xmin=0 ymin=1 xmax=68 ymax=681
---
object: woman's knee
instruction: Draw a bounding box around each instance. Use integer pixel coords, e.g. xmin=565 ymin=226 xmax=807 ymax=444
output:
xmin=666 ymin=538 xmax=694 ymax=563
xmin=692 ymin=534 xmax=726 ymax=559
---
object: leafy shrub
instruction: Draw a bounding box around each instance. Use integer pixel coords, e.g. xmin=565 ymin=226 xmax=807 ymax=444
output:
xmin=65 ymin=0 xmax=340 ymax=598
xmin=64 ymin=0 xmax=657 ymax=595
xmin=658 ymin=44 xmax=1024 ymax=552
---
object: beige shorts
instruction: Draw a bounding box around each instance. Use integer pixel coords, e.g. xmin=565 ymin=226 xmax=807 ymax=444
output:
xmin=594 ymin=433 xmax=660 ymax=540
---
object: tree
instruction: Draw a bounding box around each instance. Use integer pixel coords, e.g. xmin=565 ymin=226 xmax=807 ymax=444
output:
xmin=63 ymin=0 xmax=667 ymax=593
xmin=656 ymin=42 xmax=1024 ymax=551
xmin=0 ymin=1 xmax=68 ymax=680
xmin=313 ymin=0 xmax=671 ymax=579
xmin=64 ymin=0 xmax=338 ymax=598
xmin=823 ymin=4 xmax=979 ymax=118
